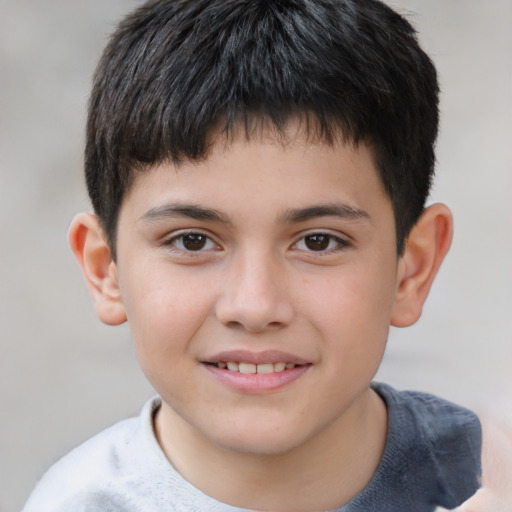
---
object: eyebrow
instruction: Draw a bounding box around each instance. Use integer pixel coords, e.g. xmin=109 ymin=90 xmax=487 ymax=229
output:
xmin=281 ymin=203 xmax=371 ymax=224
xmin=139 ymin=203 xmax=232 ymax=225
xmin=139 ymin=201 xmax=370 ymax=226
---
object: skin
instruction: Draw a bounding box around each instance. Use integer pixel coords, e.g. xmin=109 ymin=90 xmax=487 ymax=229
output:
xmin=70 ymin=126 xmax=453 ymax=511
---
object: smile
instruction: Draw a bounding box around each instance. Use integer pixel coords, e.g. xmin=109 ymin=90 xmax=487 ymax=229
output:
xmin=214 ymin=361 xmax=297 ymax=373
xmin=203 ymin=352 xmax=311 ymax=393
xmin=202 ymin=350 xmax=311 ymax=392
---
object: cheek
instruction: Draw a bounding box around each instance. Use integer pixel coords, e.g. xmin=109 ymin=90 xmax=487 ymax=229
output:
xmin=120 ymin=264 xmax=216 ymax=370
xmin=301 ymin=263 xmax=395 ymax=369
xmin=307 ymin=265 xmax=395 ymax=332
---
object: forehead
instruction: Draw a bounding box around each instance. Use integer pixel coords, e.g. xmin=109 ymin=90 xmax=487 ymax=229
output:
xmin=119 ymin=122 xmax=389 ymax=224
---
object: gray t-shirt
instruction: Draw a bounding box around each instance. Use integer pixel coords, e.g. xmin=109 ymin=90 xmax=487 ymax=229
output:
xmin=22 ymin=382 xmax=481 ymax=512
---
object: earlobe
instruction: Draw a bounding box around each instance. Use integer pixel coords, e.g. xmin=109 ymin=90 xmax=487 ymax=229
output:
xmin=391 ymin=203 xmax=453 ymax=327
xmin=68 ymin=213 xmax=127 ymax=326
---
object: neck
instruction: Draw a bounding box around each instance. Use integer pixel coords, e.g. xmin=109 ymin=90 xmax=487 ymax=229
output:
xmin=155 ymin=388 xmax=387 ymax=512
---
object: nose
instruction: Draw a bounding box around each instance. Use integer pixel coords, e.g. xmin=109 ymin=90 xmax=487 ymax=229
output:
xmin=215 ymin=250 xmax=295 ymax=332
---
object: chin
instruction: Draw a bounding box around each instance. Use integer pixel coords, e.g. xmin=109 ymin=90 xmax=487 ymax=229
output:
xmin=207 ymin=419 xmax=313 ymax=457
xmin=220 ymin=435 xmax=301 ymax=457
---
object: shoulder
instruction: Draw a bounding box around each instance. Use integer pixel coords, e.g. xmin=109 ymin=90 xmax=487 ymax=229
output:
xmin=22 ymin=397 xmax=161 ymax=512
xmin=373 ymin=381 xmax=482 ymax=446
xmin=368 ymin=382 xmax=482 ymax=510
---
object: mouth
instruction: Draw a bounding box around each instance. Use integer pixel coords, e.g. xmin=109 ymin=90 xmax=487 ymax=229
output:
xmin=205 ymin=361 xmax=301 ymax=374
xmin=202 ymin=350 xmax=312 ymax=393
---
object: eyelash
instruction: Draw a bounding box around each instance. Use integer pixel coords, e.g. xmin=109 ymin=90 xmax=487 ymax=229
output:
xmin=164 ymin=231 xmax=220 ymax=254
xmin=292 ymin=233 xmax=350 ymax=254
xmin=164 ymin=231 xmax=350 ymax=256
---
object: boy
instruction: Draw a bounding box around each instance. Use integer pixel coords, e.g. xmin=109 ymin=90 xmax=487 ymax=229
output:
xmin=23 ymin=0 xmax=482 ymax=510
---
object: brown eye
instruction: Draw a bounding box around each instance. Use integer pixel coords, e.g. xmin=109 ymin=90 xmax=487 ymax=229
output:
xmin=293 ymin=233 xmax=349 ymax=254
xmin=181 ymin=234 xmax=207 ymax=250
xmin=304 ymin=234 xmax=330 ymax=251
xmin=169 ymin=233 xmax=217 ymax=252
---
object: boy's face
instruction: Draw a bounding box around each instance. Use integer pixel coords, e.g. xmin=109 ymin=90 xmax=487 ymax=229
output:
xmin=113 ymin=127 xmax=404 ymax=455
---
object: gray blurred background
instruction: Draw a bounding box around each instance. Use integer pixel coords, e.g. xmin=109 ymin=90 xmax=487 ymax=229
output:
xmin=1 ymin=1 xmax=511 ymax=511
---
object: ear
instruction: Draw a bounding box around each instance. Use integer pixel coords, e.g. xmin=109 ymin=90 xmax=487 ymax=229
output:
xmin=68 ymin=213 xmax=127 ymax=326
xmin=391 ymin=203 xmax=453 ymax=327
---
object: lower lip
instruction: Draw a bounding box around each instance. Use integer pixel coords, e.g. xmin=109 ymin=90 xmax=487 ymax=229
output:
xmin=203 ymin=364 xmax=311 ymax=393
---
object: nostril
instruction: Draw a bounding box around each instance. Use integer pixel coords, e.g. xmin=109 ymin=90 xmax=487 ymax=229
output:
xmin=224 ymin=319 xmax=286 ymax=332
xmin=225 ymin=320 xmax=244 ymax=329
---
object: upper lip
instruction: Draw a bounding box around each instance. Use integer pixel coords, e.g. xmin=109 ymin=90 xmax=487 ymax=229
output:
xmin=203 ymin=349 xmax=310 ymax=365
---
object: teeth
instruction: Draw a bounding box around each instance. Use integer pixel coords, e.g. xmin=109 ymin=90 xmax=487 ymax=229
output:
xmin=256 ymin=363 xmax=274 ymax=374
xmin=217 ymin=361 xmax=296 ymax=373
xmin=239 ymin=362 xmax=257 ymax=374
xmin=274 ymin=362 xmax=286 ymax=372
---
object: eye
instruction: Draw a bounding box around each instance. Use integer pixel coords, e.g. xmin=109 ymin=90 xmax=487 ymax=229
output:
xmin=168 ymin=232 xmax=219 ymax=252
xmin=293 ymin=233 xmax=349 ymax=252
